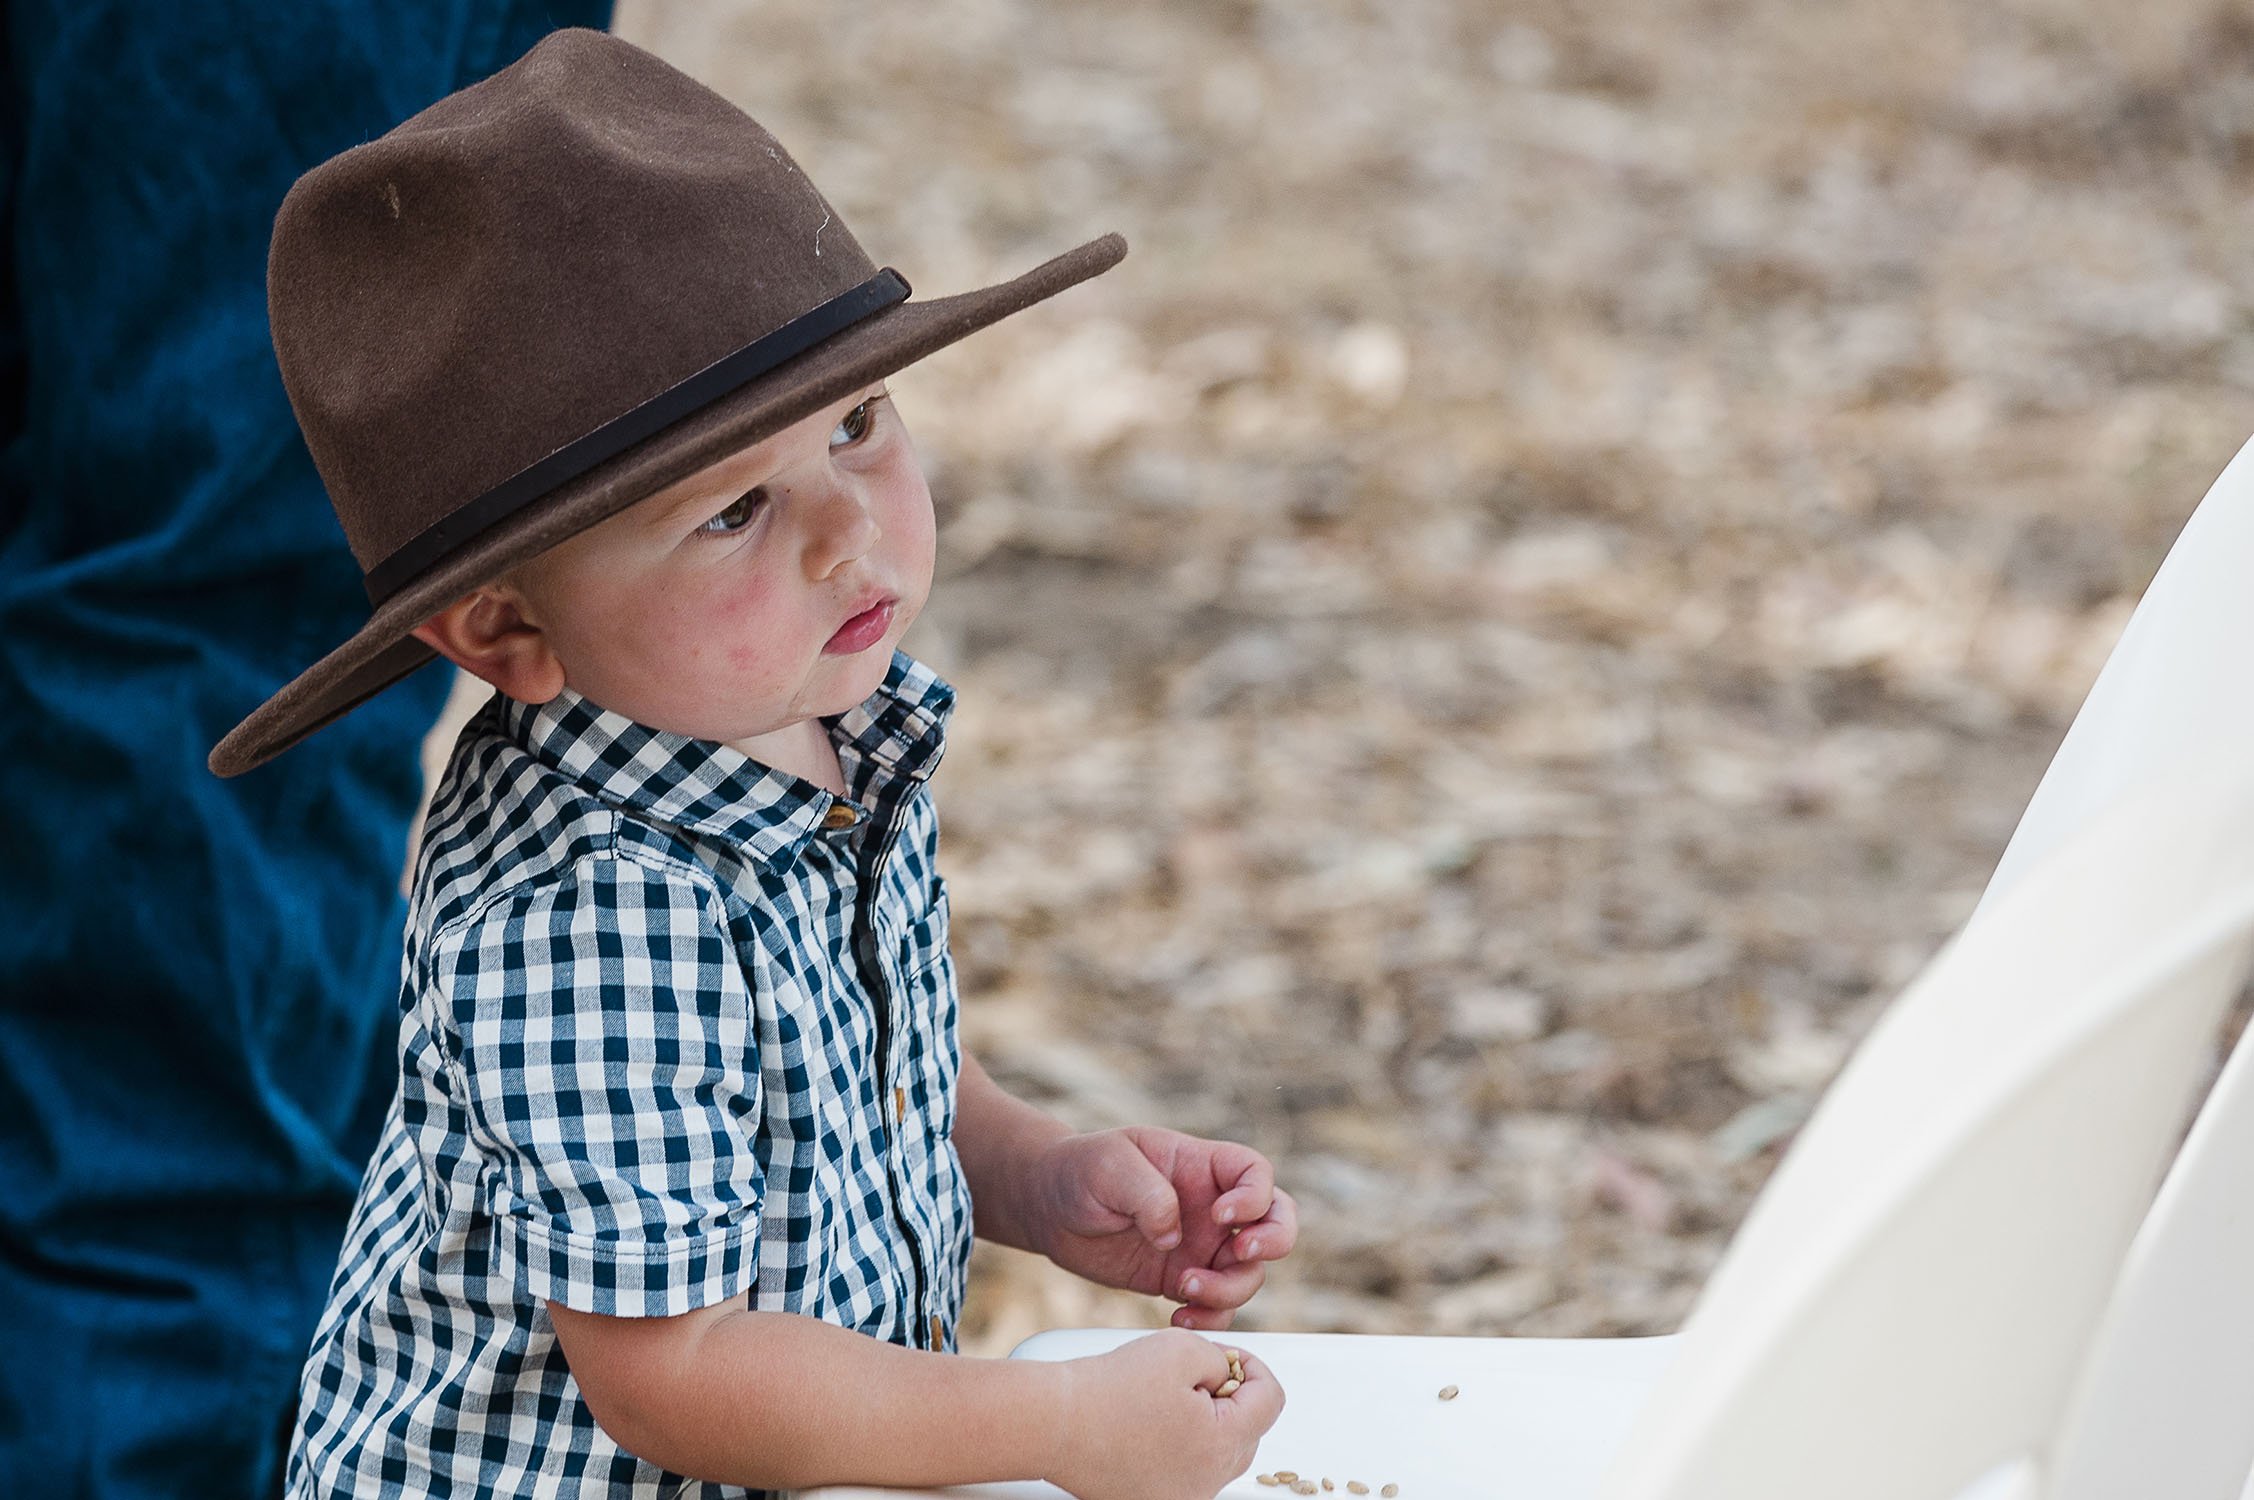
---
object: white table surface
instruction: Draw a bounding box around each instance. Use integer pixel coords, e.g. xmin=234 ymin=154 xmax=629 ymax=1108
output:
xmin=798 ymin=1328 xmax=1679 ymax=1500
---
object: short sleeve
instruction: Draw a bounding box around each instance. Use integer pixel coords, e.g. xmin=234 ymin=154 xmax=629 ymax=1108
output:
xmin=431 ymin=851 xmax=763 ymax=1317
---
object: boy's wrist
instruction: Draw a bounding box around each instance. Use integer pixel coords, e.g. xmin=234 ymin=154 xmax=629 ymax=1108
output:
xmin=1028 ymin=1351 xmax=1084 ymax=1487
xmin=956 ymin=1053 xmax=1077 ymax=1255
xmin=1004 ymin=1126 xmax=1074 ymax=1260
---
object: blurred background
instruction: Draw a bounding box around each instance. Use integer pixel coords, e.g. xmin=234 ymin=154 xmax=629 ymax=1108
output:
xmin=591 ymin=0 xmax=2254 ymax=1355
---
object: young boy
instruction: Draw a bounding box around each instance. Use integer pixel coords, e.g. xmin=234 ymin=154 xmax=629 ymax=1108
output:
xmin=209 ymin=27 xmax=1294 ymax=1500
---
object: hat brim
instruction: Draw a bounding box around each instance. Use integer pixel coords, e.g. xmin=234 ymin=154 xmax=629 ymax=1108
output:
xmin=210 ymin=231 xmax=1126 ymax=777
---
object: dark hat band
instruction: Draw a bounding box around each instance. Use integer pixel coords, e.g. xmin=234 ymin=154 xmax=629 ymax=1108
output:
xmin=360 ymin=267 xmax=912 ymax=605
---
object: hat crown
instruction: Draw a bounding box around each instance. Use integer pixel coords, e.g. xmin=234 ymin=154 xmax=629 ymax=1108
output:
xmin=269 ymin=28 xmax=876 ymax=574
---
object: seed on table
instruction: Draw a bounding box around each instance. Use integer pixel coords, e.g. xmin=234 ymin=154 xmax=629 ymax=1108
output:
xmin=1294 ymin=1484 xmax=1318 ymax=1497
xmin=1382 ymin=1487 xmax=1399 ymax=1498
xmin=1438 ymin=1385 xmax=1459 ymax=1400
xmin=1322 ymin=1482 xmax=1335 ymax=1492
xmin=1275 ymin=1473 xmax=1298 ymax=1483
xmin=1257 ymin=1477 xmax=1279 ymax=1488
xmin=1348 ymin=1486 xmax=1368 ymax=1496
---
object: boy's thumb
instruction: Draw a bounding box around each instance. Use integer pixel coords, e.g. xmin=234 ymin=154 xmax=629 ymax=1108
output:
xmin=1119 ymin=1159 xmax=1183 ymax=1249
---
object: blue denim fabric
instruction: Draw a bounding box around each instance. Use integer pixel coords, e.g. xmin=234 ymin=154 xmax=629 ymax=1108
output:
xmin=0 ymin=4 xmax=610 ymax=1494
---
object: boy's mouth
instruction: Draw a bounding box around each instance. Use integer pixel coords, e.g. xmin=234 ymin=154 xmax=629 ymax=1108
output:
xmin=824 ymin=595 xmax=896 ymax=654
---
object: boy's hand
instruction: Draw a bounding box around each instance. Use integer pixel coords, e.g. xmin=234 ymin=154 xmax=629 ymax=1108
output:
xmin=1027 ymin=1125 xmax=1298 ymax=1330
xmin=1049 ymin=1330 xmax=1283 ymax=1500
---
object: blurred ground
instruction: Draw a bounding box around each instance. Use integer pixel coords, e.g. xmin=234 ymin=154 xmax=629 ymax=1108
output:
xmin=589 ymin=0 xmax=2254 ymax=1355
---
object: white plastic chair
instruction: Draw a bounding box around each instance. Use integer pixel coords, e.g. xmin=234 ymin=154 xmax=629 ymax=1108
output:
xmin=799 ymin=440 xmax=2254 ymax=1500
xmin=1970 ymin=433 xmax=2254 ymax=1500
xmin=1614 ymin=433 xmax=2254 ymax=1500
xmin=1609 ymin=434 xmax=2254 ymax=1500
xmin=1593 ymin=751 xmax=2254 ymax=1500
xmin=1973 ymin=431 xmax=2254 ymax=919
xmin=2044 ymin=1025 xmax=2254 ymax=1500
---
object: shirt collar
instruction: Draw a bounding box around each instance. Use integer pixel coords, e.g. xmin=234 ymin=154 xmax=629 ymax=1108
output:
xmin=497 ymin=649 xmax=955 ymax=864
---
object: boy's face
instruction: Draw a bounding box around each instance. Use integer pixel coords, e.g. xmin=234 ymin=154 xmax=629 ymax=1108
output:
xmin=496 ymin=380 xmax=934 ymax=750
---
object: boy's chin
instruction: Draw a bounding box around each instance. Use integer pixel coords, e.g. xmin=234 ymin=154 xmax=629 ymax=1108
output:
xmin=825 ymin=640 xmax=899 ymax=687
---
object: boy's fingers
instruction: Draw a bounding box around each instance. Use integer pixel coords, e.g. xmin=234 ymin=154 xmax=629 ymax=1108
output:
xmin=1217 ymin=1352 xmax=1287 ymax=1429
xmin=1215 ymin=1186 xmax=1299 ymax=1266
xmin=1239 ymin=1187 xmax=1299 ymax=1261
xmin=1105 ymin=1149 xmax=1185 ymax=1249
xmin=1177 ymin=1257 xmax=1266 ymax=1310
xmin=1210 ymin=1148 xmax=1275 ymax=1227
xmin=1181 ymin=1333 xmax=1239 ymax=1390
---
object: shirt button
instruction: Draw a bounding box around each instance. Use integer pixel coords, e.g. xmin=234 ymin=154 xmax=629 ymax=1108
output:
xmin=819 ymin=802 xmax=861 ymax=831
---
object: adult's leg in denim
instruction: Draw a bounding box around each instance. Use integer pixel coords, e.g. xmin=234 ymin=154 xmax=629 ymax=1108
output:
xmin=0 ymin=3 xmax=610 ymax=1495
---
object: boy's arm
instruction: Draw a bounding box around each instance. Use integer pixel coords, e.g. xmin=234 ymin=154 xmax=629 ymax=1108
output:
xmin=549 ymin=1299 xmax=1072 ymax=1490
xmin=552 ymin=1300 xmax=1282 ymax=1499
xmin=953 ymin=1047 xmax=1072 ymax=1254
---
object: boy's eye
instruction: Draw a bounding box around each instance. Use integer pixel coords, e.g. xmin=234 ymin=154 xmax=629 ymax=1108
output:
xmin=831 ymin=396 xmax=881 ymax=447
xmin=698 ymin=487 xmax=766 ymax=535
xmin=696 ymin=395 xmax=880 ymax=536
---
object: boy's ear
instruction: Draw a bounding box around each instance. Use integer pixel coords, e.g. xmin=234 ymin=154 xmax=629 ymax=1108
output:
xmin=410 ymin=588 xmax=567 ymax=704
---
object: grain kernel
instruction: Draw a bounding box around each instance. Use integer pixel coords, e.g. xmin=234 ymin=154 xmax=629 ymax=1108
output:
xmin=1322 ymin=1482 xmax=1335 ymax=1492
xmin=1215 ymin=1378 xmax=1242 ymax=1398
xmin=1439 ymin=1384 xmax=1459 ymax=1400
xmin=1382 ymin=1487 xmax=1399 ymax=1498
xmin=1257 ymin=1477 xmax=1279 ymax=1488
xmin=1348 ymin=1486 xmax=1368 ymax=1496
xmin=1276 ymin=1473 xmax=1298 ymax=1484
xmin=1294 ymin=1485 xmax=1318 ymax=1497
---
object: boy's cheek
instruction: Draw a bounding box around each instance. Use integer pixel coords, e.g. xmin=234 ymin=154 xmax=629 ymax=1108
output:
xmin=725 ymin=639 xmax=776 ymax=673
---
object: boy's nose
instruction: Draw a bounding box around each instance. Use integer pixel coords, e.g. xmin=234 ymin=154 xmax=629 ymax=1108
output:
xmin=800 ymin=482 xmax=881 ymax=577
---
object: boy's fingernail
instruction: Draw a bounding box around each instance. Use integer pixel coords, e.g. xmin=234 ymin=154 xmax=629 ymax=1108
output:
xmin=1157 ymin=1229 xmax=1181 ymax=1248
xmin=1217 ymin=1204 xmax=1235 ymax=1224
xmin=1182 ymin=1274 xmax=1202 ymax=1298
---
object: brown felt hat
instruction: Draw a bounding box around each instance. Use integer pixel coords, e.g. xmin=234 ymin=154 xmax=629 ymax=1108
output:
xmin=209 ymin=27 xmax=1124 ymax=777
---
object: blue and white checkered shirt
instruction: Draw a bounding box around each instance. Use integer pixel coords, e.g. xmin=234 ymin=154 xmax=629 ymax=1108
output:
xmin=289 ymin=650 xmax=972 ymax=1499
